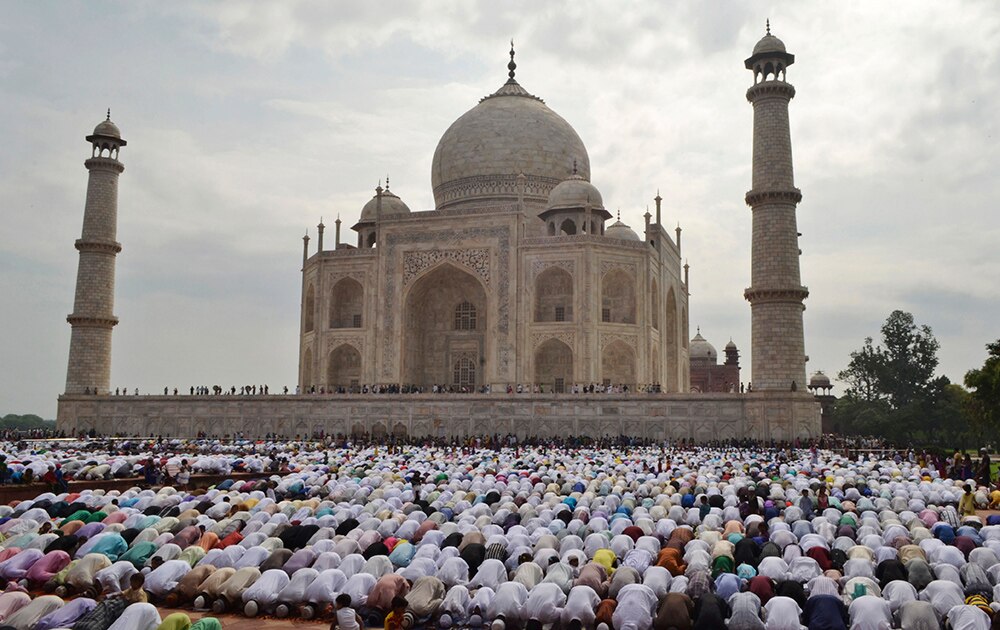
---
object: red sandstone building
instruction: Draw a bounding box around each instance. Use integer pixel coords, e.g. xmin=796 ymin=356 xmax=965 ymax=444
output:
xmin=688 ymin=330 xmax=741 ymax=393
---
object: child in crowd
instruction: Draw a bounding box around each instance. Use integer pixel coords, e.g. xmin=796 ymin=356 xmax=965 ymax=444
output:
xmin=384 ymin=596 xmax=408 ymax=630
xmin=332 ymin=593 xmax=362 ymax=630
xmin=119 ymin=573 xmax=148 ymax=604
xmin=959 ymin=484 xmax=977 ymax=516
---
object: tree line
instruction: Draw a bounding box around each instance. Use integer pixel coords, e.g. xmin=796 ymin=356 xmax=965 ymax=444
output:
xmin=834 ymin=310 xmax=999 ymax=448
xmin=0 ymin=414 xmax=55 ymax=430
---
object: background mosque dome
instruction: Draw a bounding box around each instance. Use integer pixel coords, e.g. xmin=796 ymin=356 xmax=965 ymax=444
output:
xmin=431 ymin=52 xmax=590 ymax=210
xmin=690 ymin=331 xmax=718 ymax=363
xmin=546 ymin=174 xmax=604 ymax=211
xmin=359 ymin=187 xmax=411 ymax=222
xmin=605 ymin=217 xmax=640 ymax=241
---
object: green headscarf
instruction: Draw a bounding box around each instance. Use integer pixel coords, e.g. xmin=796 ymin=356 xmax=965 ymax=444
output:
xmin=156 ymin=612 xmax=192 ymax=630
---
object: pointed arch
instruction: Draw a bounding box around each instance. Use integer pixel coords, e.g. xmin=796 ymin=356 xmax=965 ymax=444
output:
xmin=303 ymin=284 xmax=315 ymax=333
xmin=534 ymin=338 xmax=573 ymax=393
xmin=534 ymin=266 xmax=574 ymax=322
xmin=682 ymin=306 xmax=689 ymax=349
xmin=665 ymin=287 xmax=678 ymax=392
xmin=651 ymin=341 xmax=660 ymax=385
xmin=327 ymin=344 xmax=362 ymax=391
xmin=650 ymin=278 xmax=660 ymax=331
xmin=601 ymin=340 xmax=635 ymax=387
xmin=403 ymin=263 xmax=487 ymax=389
xmin=601 ymin=269 xmax=636 ymax=324
xmin=330 ymin=278 xmax=364 ymax=328
xmin=559 ymin=219 xmax=577 ymax=235
xmin=302 ymin=347 xmax=313 ymax=389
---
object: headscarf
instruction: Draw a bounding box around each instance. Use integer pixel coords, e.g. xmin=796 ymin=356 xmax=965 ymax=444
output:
xmin=155 ymin=612 xmax=192 ymax=630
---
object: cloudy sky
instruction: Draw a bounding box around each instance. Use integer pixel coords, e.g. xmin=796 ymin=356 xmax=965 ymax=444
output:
xmin=2 ymin=1 xmax=998 ymax=418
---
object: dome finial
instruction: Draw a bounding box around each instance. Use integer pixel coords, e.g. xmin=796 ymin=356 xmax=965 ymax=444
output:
xmin=572 ymin=159 xmax=577 ymax=176
xmin=508 ymin=39 xmax=517 ymax=80
xmin=617 ymin=208 xmax=621 ymax=221
xmin=766 ymin=19 xmax=771 ymax=36
xmin=385 ymin=174 xmax=390 ymax=190
xmin=106 ymin=108 xmax=111 ymax=121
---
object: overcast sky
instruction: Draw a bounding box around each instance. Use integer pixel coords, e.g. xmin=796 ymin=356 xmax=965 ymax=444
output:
xmin=2 ymin=1 xmax=998 ymax=418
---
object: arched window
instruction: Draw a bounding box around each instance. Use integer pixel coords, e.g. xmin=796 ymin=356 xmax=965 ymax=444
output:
xmin=560 ymin=219 xmax=577 ymax=235
xmin=454 ymin=301 xmax=477 ymax=330
xmin=453 ymin=357 xmax=476 ymax=389
xmin=303 ymin=284 xmax=315 ymax=333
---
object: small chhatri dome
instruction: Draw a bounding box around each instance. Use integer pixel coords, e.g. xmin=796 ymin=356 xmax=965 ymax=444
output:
xmin=725 ymin=339 xmax=738 ymax=350
xmin=359 ymin=183 xmax=411 ymax=222
xmin=809 ymin=371 xmax=832 ymax=388
xmin=753 ymin=19 xmax=787 ymax=55
xmin=746 ymin=19 xmax=794 ymax=70
xmin=92 ymin=109 xmax=122 ymax=139
xmin=605 ymin=211 xmax=640 ymax=241
xmin=546 ymin=168 xmax=605 ymax=211
xmin=690 ymin=329 xmax=718 ymax=363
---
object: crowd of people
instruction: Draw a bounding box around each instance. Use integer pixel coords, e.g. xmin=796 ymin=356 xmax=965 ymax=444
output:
xmin=2 ymin=437 xmax=1000 ymax=629
xmin=78 ymin=382 xmax=695 ymax=397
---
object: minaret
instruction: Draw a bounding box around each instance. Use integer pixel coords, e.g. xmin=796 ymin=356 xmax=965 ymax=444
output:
xmin=743 ymin=22 xmax=809 ymax=391
xmin=65 ymin=112 xmax=126 ymax=395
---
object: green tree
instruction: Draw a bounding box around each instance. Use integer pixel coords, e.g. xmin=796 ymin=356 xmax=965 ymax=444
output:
xmin=838 ymin=336 xmax=886 ymax=403
xmin=836 ymin=310 xmax=962 ymax=443
xmin=965 ymin=339 xmax=1000 ymax=432
xmin=879 ymin=310 xmax=942 ymax=409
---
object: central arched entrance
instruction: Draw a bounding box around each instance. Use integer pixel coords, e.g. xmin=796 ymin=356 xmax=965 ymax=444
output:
xmin=403 ymin=263 xmax=488 ymax=390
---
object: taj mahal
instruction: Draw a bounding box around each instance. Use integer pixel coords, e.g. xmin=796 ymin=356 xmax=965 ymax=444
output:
xmin=56 ymin=25 xmax=822 ymax=441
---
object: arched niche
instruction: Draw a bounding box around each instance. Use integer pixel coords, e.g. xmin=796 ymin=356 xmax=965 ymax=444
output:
xmin=330 ymin=278 xmax=364 ymax=328
xmin=601 ymin=340 xmax=636 ymax=387
xmin=327 ymin=344 xmax=361 ymax=391
xmin=302 ymin=347 xmax=313 ymax=389
xmin=534 ymin=266 xmax=574 ymax=322
xmin=651 ymin=279 xmax=660 ymax=331
xmin=534 ymin=338 xmax=573 ymax=393
xmin=601 ymin=269 xmax=636 ymax=324
xmin=304 ymin=284 xmax=315 ymax=333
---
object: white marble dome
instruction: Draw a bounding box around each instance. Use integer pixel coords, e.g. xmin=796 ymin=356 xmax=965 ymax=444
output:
xmin=431 ymin=78 xmax=590 ymax=210
xmin=359 ymin=188 xmax=411 ymax=222
xmin=546 ymin=174 xmax=604 ymax=211
xmin=605 ymin=218 xmax=640 ymax=242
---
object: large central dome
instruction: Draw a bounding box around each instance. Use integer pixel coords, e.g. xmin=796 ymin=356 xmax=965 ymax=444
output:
xmin=431 ymin=72 xmax=590 ymax=211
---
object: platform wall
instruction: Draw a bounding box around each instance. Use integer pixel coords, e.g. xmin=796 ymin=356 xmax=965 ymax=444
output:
xmin=57 ymin=392 xmax=821 ymax=442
